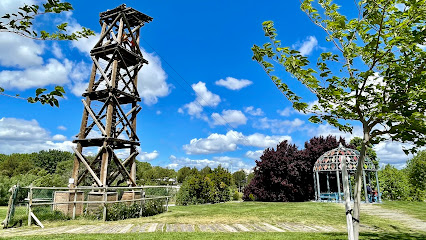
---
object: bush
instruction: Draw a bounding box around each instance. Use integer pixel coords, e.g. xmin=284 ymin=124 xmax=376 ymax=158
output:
xmin=90 ymin=199 xmax=166 ymax=221
xmin=232 ymin=191 xmax=242 ymax=201
xmin=32 ymin=206 xmax=70 ymax=221
xmin=176 ymin=166 xmax=232 ymax=205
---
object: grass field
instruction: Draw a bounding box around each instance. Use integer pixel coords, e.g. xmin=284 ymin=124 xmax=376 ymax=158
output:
xmin=381 ymin=201 xmax=426 ymax=221
xmin=1 ymin=201 xmax=425 ymax=240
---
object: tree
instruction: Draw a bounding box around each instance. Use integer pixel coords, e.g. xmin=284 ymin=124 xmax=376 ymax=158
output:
xmin=34 ymin=149 xmax=73 ymax=174
xmin=0 ymin=0 xmax=94 ymax=107
xmin=252 ymin=1 xmax=426 ymax=238
xmin=378 ymin=164 xmax=410 ymax=200
xmin=177 ymin=166 xmax=191 ymax=183
xmin=243 ymin=140 xmax=303 ymax=201
xmin=350 ymin=137 xmax=378 ymax=168
xmin=406 ymin=150 xmax=426 ymax=201
xmin=232 ymin=170 xmax=247 ymax=191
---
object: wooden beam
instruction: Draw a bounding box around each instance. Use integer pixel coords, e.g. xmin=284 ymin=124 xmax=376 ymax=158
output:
xmin=72 ymin=147 xmax=103 ymax=187
xmin=112 ymin=96 xmax=139 ymax=141
xmin=91 ymin=56 xmax=113 ymax=87
xmin=82 ymin=99 xmax=107 ymax=136
xmin=110 ymin=148 xmax=137 ymax=186
xmin=77 ymin=147 xmax=105 ymax=185
xmin=107 ymin=151 xmax=138 ymax=185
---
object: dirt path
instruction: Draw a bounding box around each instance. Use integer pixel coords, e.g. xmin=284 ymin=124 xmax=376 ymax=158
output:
xmin=361 ymin=203 xmax=426 ymax=232
xmin=0 ymin=222 xmax=342 ymax=237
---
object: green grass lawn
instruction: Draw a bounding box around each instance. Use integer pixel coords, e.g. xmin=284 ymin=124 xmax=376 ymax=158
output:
xmin=2 ymin=232 xmax=426 ymax=240
xmin=381 ymin=201 xmax=426 ymax=221
xmin=1 ymin=202 xmax=425 ymax=239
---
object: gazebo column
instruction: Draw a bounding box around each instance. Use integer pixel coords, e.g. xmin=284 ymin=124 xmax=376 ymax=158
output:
xmin=313 ymin=173 xmax=318 ymax=201
xmin=336 ymin=170 xmax=341 ymax=201
xmin=375 ymin=171 xmax=381 ymax=203
xmin=362 ymin=170 xmax=368 ymax=203
xmin=316 ymin=171 xmax=321 ymax=201
xmin=326 ymin=173 xmax=330 ymax=193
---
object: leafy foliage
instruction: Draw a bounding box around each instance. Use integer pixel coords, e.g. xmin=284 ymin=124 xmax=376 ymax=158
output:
xmin=406 ymin=151 xmax=426 ymax=201
xmin=350 ymin=137 xmax=379 ymax=168
xmin=135 ymin=161 xmax=176 ymax=185
xmin=34 ymin=149 xmax=73 ymax=174
xmin=0 ymin=0 xmax=94 ymax=40
xmin=176 ymin=165 xmax=232 ymax=205
xmin=378 ymin=164 xmax=411 ymax=201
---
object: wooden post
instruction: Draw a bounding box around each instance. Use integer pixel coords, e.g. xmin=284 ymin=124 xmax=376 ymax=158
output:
xmin=27 ymin=184 xmax=33 ymax=226
xmin=342 ymin=157 xmax=355 ymax=240
xmin=72 ymin=188 xmax=77 ymax=220
xmin=71 ymin=22 xmax=107 ymax=188
xmin=336 ymin=170 xmax=341 ymax=202
xmin=166 ymin=197 xmax=169 ymax=212
xmin=375 ymin=171 xmax=381 ymax=203
xmin=102 ymin=187 xmax=107 ymax=221
xmin=362 ymin=170 xmax=368 ymax=203
xmin=139 ymin=189 xmax=145 ymax=217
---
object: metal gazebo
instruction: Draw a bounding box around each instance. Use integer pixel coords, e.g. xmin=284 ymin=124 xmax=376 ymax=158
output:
xmin=313 ymin=144 xmax=381 ymax=202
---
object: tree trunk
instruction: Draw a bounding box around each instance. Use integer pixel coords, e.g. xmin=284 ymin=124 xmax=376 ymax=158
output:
xmin=353 ymin=130 xmax=369 ymax=240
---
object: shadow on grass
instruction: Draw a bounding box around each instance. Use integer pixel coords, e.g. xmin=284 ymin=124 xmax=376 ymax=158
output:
xmin=359 ymin=232 xmax=426 ymax=240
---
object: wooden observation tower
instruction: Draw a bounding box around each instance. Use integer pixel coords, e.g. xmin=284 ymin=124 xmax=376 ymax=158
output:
xmin=71 ymin=4 xmax=152 ymax=187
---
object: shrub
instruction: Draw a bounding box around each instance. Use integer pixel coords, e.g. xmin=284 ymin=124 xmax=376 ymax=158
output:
xmin=176 ymin=166 xmax=232 ymax=205
xmin=232 ymin=191 xmax=241 ymax=201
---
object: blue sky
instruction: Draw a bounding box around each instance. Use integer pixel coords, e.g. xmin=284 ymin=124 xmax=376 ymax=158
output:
xmin=0 ymin=0 xmax=414 ymax=171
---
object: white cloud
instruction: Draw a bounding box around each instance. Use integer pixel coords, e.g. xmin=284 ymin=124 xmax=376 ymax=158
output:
xmin=254 ymin=117 xmax=304 ymax=134
xmin=156 ymin=110 xmax=162 ymax=115
xmin=68 ymin=60 xmax=91 ymax=96
xmin=180 ymin=81 xmax=221 ymax=120
xmin=183 ymin=130 xmax=291 ymax=155
xmin=139 ymin=150 xmax=159 ymax=161
xmin=0 ymin=59 xmax=72 ymax=90
xmin=0 ymin=117 xmax=74 ymax=154
xmin=245 ymin=150 xmax=264 ymax=160
xmin=293 ymin=36 xmax=318 ymax=56
xmin=211 ymin=110 xmax=247 ymax=127
xmin=215 ymin=77 xmax=252 ymax=90
xmin=68 ymin=19 xmax=99 ymax=55
xmin=244 ymin=106 xmax=264 ymax=116
xmin=51 ymin=42 xmax=64 ymax=59
xmin=57 ymin=125 xmax=67 ymax=131
xmin=52 ymin=134 xmax=67 ymax=141
xmin=0 ymin=33 xmax=44 ymax=68
xmin=374 ymin=141 xmax=415 ymax=166
xmin=138 ymin=50 xmax=171 ymax=105
xmin=277 ymin=107 xmax=292 ymax=117
xmin=167 ymin=155 xmax=254 ymax=172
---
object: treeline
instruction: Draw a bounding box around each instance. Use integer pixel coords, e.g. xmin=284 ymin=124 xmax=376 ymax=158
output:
xmin=0 ymin=150 xmax=178 ymax=205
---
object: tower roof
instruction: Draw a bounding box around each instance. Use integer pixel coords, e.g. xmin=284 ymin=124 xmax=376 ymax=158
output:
xmin=100 ymin=4 xmax=153 ymax=27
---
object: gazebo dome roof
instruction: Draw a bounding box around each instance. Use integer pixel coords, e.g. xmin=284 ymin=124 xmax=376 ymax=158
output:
xmin=313 ymin=143 xmax=376 ymax=172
